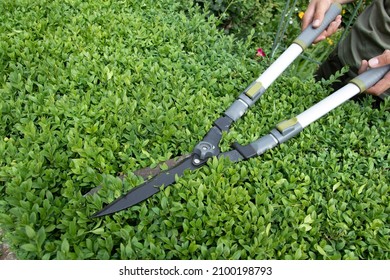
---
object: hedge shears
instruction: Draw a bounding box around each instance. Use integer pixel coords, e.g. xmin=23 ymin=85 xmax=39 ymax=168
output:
xmin=92 ymin=3 xmax=389 ymax=218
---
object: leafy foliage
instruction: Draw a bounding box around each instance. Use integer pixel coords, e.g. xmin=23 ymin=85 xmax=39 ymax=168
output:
xmin=187 ymin=0 xmax=374 ymax=77
xmin=189 ymin=0 xmax=282 ymax=45
xmin=0 ymin=0 xmax=389 ymax=260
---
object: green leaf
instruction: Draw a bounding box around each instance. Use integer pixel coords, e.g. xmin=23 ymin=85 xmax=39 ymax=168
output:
xmin=197 ymin=184 xmax=205 ymax=201
xmin=0 ymin=214 xmax=13 ymax=225
xmin=315 ymin=244 xmax=327 ymax=257
xmin=299 ymin=224 xmax=312 ymax=232
xmin=357 ymin=184 xmax=366 ymax=194
xmin=216 ymin=243 xmax=223 ymax=256
xmin=303 ymin=214 xmax=313 ymax=224
xmin=265 ymin=223 xmax=271 ymax=236
xmin=91 ymin=228 xmax=105 ymax=235
xmin=294 ymin=248 xmax=303 ymax=259
xmin=61 ymin=238 xmax=70 ymax=254
xmin=188 ymin=242 xmax=198 ymax=254
xmin=25 ymin=225 xmax=36 ymax=239
xmin=37 ymin=227 xmax=47 ymax=248
xmin=332 ymin=182 xmax=341 ymax=191
xmin=161 ymin=196 xmax=168 ymax=209
xmin=231 ymin=250 xmax=241 ymax=260
xmin=45 ymin=225 xmax=56 ymax=233
xmin=21 ymin=243 xmax=37 ymax=252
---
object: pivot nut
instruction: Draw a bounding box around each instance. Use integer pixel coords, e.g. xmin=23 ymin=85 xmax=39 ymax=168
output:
xmin=193 ymin=141 xmax=216 ymax=160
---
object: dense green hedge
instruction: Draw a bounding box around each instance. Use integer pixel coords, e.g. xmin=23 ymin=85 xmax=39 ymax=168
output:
xmin=1 ymin=0 xmax=389 ymax=260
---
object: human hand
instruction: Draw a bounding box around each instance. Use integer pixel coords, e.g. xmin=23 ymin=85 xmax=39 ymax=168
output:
xmin=301 ymin=0 xmax=343 ymax=43
xmin=358 ymin=50 xmax=390 ymax=96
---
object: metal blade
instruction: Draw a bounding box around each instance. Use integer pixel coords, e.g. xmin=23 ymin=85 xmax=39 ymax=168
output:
xmin=92 ymin=155 xmax=199 ymax=217
xmin=132 ymin=154 xmax=191 ymax=179
xmin=219 ymin=150 xmax=244 ymax=163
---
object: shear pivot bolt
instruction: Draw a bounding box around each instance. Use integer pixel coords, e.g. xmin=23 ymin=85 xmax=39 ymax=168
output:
xmin=193 ymin=141 xmax=215 ymax=160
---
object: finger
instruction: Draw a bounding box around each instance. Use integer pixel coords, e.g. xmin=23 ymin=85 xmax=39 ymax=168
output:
xmin=326 ymin=16 xmax=342 ymax=34
xmin=312 ymin=0 xmax=333 ymax=28
xmin=302 ymin=0 xmax=332 ymax=29
xmin=312 ymin=15 xmax=342 ymax=43
xmin=365 ymin=71 xmax=390 ymax=96
xmin=313 ymin=20 xmax=339 ymax=43
xmin=313 ymin=32 xmax=327 ymax=44
xmin=368 ymin=50 xmax=390 ymax=68
xmin=358 ymin=60 xmax=369 ymax=74
xmin=302 ymin=4 xmax=316 ymax=30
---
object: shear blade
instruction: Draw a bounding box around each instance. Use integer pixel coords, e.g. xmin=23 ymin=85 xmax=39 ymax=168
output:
xmin=92 ymin=156 xmax=198 ymax=217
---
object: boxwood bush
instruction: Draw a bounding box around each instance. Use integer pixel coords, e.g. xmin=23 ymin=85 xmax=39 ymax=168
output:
xmin=1 ymin=0 xmax=389 ymax=260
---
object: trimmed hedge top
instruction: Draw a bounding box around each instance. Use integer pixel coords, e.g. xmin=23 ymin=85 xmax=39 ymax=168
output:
xmin=0 ymin=0 xmax=389 ymax=260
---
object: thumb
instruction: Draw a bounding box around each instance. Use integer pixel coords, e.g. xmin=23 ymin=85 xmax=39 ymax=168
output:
xmin=368 ymin=50 xmax=390 ymax=68
xmin=312 ymin=12 xmax=324 ymax=28
xmin=312 ymin=0 xmax=332 ymax=27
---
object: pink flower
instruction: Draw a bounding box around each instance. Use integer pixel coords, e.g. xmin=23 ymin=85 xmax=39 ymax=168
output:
xmin=256 ymin=48 xmax=266 ymax=57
